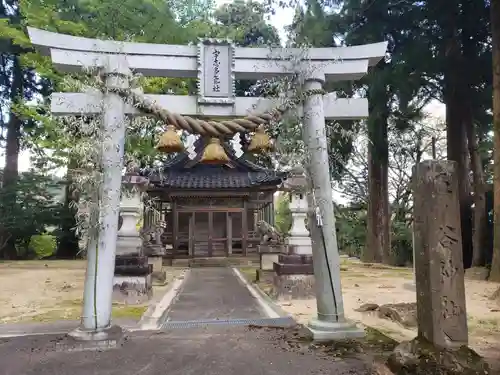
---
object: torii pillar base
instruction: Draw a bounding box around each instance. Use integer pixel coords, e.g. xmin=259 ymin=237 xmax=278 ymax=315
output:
xmin=307 ymin=318 xmax=365 ymax=342
xmin=62 ymin=325 xmax=124 ymax=351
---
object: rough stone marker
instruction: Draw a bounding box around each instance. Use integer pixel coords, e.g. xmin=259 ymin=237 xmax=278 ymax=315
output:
xmin=387 ymin=160 xmax=490 ymax=374
xmin=412 ymin=160 xmax=468 ymax=349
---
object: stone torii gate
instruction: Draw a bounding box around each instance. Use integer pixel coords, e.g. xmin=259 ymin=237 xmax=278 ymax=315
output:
xmin=28 ymin=27 xmax=387 ymax=341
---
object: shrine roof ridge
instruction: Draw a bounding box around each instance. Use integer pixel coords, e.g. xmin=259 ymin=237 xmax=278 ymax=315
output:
xmin=27 ymin=27 xmax=387 ymax=66
xmin=142 ymin=138 xmax=287 ymax=190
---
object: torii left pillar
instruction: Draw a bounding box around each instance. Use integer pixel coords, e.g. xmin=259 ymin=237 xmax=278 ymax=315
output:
xmin=70 ymin=55 xmax=129 ymax=341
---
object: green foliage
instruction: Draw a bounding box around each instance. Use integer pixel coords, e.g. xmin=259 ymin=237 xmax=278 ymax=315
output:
xmin=29 ymin=234 xmax=57 ymax=259
xmin=213 ymin=0 xmax=280 ymax=46
xmin=0 ymin=171 xmax=62 ymax=258
xmin=335 ymin=205 xmax=366 ymax=258
xmin=167 ymin=0 xmax=215 ymax=24
xmin=335 ymin=203 xmax=413 ymax=263
xmin=390 ymin=220 xmax=412 ymax=267
xmin=275 ymin=193 xmax=292 ymax=235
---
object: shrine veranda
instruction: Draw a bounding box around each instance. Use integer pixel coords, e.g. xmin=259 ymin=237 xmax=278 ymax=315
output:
xmin=28 ymin=27 xmax=387 ymax=340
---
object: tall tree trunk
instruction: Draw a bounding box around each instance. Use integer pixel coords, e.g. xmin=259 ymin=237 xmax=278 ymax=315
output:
xmin=3 ymin=57 xmax=22 ymax=187
xmin=466 ymin=123 xmax=488 ymax=267
xmin=0 ymin=56 xmax=23 ymax=260
xmin=365 ymin=67 xmax=390 ymax=264
xmin=444 ymin=90 xmax=473 ymax=270
xmin=442 ymin=4 xmax=473 ymax=269
xmin=490 ymin=0 xmax=500 ymax=282
xmin=462 ymin=0 xmax=487 ymax=268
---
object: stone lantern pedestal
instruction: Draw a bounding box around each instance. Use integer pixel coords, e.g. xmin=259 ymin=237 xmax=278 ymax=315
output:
xmin=113 ymin=175 xmax=153 ymax=304
xmin=271 ymin=168 xmax=315 ymax=299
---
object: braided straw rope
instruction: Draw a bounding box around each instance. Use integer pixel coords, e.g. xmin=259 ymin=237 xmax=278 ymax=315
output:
xmin=110 ymin=87 xmax=326 ymax=137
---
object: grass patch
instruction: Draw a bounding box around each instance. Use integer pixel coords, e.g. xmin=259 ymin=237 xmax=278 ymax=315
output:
xmin=0 ymin=260 xmax=86 ymax=270
xmin=382 ymin=271 xmax=414 ymax=280
xmin=238 ymin=266 xmax=274 ymax=296
xmin=112 ymin=305 xmax=148 ymax=319
xmin=11 ymin=299 xmax=148 ymax=323
xmin=29 ymin=308 xmax=80 ymax=322
xmin=239 ymin=266 xmax=257 ymax=282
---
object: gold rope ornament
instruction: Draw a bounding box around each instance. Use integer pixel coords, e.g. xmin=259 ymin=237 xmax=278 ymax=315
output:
xmin=156 ymin=125 xmax=184 ymax=153
xmin=200 ymin=138 xmax=230 ymax=164
xmin=247 ymin=125 xmax=273 ymax=153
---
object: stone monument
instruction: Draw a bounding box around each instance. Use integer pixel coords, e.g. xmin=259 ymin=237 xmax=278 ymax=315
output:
xmin=388 ymin=160 xmax=489 ymax=374
xmin=413 ymin=160 xmax=468 ymax=349
xmin=113 ymin=174 xmax=153 ymax=304
xmin=27 ymin=27 xmax=386 ymax=340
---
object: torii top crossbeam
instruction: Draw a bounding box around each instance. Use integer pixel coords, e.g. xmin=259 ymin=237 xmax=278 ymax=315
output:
xmin=28 ymin=27 xmax=387 ymax=80
xmin=27 ymin=27 xmax=387 ymax=122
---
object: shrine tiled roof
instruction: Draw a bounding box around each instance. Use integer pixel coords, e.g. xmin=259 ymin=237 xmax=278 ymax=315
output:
xmin=158 ymin=168 xmax=285 ymax=189
xmin=144 ymin=138 xmax=287 ymax=190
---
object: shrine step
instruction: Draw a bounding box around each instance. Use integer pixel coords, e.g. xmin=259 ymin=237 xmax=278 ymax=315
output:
xmin=169 ymin=256 xmax=260 ymax=268
xmin=189 ymin=257 xmax=230 ymax=267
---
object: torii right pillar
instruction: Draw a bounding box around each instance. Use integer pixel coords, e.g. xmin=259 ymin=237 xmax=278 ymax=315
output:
xmin=302 ymin=72 xmax=365 ymax=341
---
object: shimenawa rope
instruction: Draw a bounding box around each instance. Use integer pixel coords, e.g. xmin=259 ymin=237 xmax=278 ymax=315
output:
xmin=109 ymin=87 xmax=326 ymax=137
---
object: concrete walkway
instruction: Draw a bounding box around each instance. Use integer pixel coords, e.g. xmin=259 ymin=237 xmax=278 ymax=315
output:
xmin=163 ymin=268 xmax=266 ymax=322
xmin=0 ymin=268 xmax=379 ymax=374
xmin=0 ymin=327 xmax=374 ymax=375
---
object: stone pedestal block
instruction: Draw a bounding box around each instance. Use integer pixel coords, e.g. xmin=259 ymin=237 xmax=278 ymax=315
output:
xmin=286 ymin=236 xmax=312 ymax=255
xmin=260 ymin=253 xmax=279 ymax=271
xmin=113 ymin=176 xmax=153 ymax=304
xmin=271 ymin=252 xmax=315 ymax=299
xmin=148 ymin=256 xmax=166 ymax=283
xmin=271 ymin=274 xmax=316 ymax=300
xmin=112 ymin=274 xmax=153 ymax=304
xmin=144 ymin=244 xmax=166 ymax=257
xmin=116 ymin=236 xmax=142 ymax=257
xmin=113 ymin=255 xmax=152 ymax=303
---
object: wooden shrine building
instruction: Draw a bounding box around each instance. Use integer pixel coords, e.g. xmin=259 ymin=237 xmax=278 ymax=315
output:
xmin=144 ymin=138 xmax=286 ymax=258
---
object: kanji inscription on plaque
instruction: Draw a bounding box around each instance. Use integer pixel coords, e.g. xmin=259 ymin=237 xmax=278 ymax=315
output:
xmin=201 ymin=42 xmax=233 ymax=98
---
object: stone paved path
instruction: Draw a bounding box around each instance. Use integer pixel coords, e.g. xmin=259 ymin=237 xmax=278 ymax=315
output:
xmin=164 ymin=268 xmax=264 ymax=322
xmin=0 ymin=327 xmax=374 ymax=375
